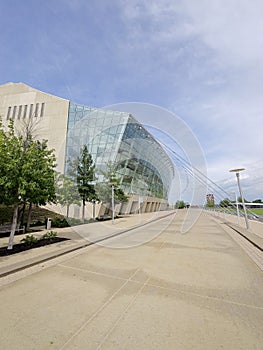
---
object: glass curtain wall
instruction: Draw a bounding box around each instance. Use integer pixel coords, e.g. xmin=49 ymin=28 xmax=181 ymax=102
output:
xmin=65 ymin=103 xmax=128 ymax=178
xmin=115 ymin=116 xmax=174 ymax=198
xmin=65 ymin=103 xmax=174 ymax=200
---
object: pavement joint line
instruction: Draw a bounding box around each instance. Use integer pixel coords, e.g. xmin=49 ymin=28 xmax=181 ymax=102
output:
xmin=95 ymin=276 xmax=151 ymax=350
xmin=0 ymin=241 xmax=91 ymax=278
xmin=0 ymin=246 xmax=100 ymax=288
xmin=145 ymin=281 xmax=263 ymax=310
xmin=59 ymin=267 xmax=141 ymax=350
xmin=59 ymin=231 xmax=174 ymax=349
xmin=0 ymin=211 xmax=176 ymax=279
xmin=1 ymin=211 xmax=263 ymax=349
xmin=59 ymin=263 xmax=134 ymax=283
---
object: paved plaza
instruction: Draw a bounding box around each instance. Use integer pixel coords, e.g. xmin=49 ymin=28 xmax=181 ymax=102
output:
xmin=0 ymin=210 xmax=262 ymax=349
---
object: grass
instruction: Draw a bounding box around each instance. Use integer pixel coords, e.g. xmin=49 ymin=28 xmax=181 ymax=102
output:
xmin=249 ymin=208 xmax=263 ymax=215
xmin=208 ymin=206 xmax=263 ymax=216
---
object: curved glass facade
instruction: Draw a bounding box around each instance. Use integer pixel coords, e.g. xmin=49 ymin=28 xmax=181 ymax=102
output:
xmin=65 ymin=103 xmax=174 ymax=200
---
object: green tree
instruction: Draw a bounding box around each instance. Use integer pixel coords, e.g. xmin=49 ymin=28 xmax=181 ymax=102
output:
xmin=0 ymin=120 xmax=22 ymax=249
xmin=23 ymin=139 xmax=57 ymax=230
xmin=68 ymin=145 xmax=97 ymax=222
xmin=206 ymin=200 xmax=214 ymax=208
xmin=95 ymin=161 xmax=128 ymax=205
xmin=0 ymin=119 xmax=57 ymax=249
xmin=237 ymin=196 xmax=248 ymax=203
xmin=252 ymin=199 xmax=262 ymax=203
xmin=56 ymin=174 xmax=80 ymax=218
xmin=219 ymin=198 xmax=230 ymax=207
xmin=175 ymin=200 xmax=186 ymax=209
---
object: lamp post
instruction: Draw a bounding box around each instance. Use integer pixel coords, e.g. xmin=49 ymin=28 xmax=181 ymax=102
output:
xmin=109 ymin=182 xmax=115 ymax=225
xmin=235 ymin=192 xmax=241 ymax=225
xmin=229 ymin=168 xmax=249 ymax=229
xmin=130 ymin=178 xmax=144 ymax=223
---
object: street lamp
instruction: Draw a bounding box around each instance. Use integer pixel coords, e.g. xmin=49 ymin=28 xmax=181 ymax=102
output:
xmin=230 ymin=191 xmax=241 ymax=225
xmin=109 ymin=181 xmax=116 ymax=225
xmin=229 ymin=168 xmax=249 ymax=229
xmin=130 ymin=177 xmax=144 ymax=222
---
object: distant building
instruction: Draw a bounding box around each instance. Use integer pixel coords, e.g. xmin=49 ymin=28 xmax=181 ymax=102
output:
xmin=206 ymin=193 xmax=215 ymax=206
xmin=0 ymin=82 xmax=175 ymax=217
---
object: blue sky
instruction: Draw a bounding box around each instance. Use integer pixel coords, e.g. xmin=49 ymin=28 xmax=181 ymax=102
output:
xmin=1 ymin=0 xmax=262 ymax=201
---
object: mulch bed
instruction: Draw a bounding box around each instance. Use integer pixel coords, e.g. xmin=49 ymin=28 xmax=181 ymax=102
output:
xmin=0 ymin=231 xmax=25 ymax=239
xmin=0 ymin=237 xmax=69 ymax=256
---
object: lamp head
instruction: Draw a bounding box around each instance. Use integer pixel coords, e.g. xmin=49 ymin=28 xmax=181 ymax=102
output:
xmin=229 ymin=168 xmax=245 ymax=173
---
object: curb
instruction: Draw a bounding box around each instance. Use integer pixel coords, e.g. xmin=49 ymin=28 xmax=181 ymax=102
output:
xmin=209 ymin=214 xmax=263 ymax=251
xmin=0 ymin=211 xmax=176 ymax=278
xmin=224 ymin=222 xmax=263 ymax=252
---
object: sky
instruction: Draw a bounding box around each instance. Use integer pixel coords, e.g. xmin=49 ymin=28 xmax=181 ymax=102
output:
xmin=0 ymin=0 xmax=262 ymax=201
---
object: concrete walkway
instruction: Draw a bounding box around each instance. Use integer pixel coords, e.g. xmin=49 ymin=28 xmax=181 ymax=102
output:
xmin=206 ymin=209 xmax=263 ymax=252
xmin=0 ymin=210 xmax=174 ymax=277
xmin=0 ymin=210 xmax=262 ymax=349
xmin=206 ymin=209 xmax=263 ymax=238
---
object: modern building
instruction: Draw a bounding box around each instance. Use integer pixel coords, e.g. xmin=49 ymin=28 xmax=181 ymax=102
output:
xmin=206 ymin=194 xmax=215 ymax=206
xmin=0 ymin=82 xmax=174 ymax=217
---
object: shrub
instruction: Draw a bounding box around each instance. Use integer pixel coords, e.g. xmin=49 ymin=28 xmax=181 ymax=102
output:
xmin=20 ymin=235 xmax=38 ymax=246
xmin=41 ymin=231 xmax=57 ymax=240
xmin=67 ymin=217 xmax=96 ymax=226
xmin=49 ymin=217 xmax=96 ymax=227
xmin=30 ymin=220 xmax=46 ymax=227
xmin=51 ymin=217 xmax=69 ymax=228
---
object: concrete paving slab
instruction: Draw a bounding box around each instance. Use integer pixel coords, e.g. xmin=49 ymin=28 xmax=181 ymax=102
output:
xmin=0 ymin=210 xmax=262 ymax=350
xmin=0 ymin=211 xmax=174 ymax=277
xmin=97 ymin=283 xmax=262 ymax=350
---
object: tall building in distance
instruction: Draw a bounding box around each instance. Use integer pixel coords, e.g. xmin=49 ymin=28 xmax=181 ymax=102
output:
xmin=206 ymin=193 xmax=215 ymax=206
xmin=0 ymin=82 xmax=174 ymax=217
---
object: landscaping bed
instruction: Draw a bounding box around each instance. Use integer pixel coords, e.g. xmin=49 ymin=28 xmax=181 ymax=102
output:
xmin=0 ymin=232 xmax=69 ymax=256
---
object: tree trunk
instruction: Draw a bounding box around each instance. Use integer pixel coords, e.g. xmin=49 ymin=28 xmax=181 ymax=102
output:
xmin=8 ymin=202 xmax=19 ymax=250
xmin=93 ymin=200 xmax=95 ymax=219
xmin=82 ymin=200 xmax=85 ymax=222
xmin=19 ymin=202 xmax=26 ymax=227
xmin=26 ymin=202 xmax=33 ymax=231
xmin=66 ymin=204 xmax=69 ymax=218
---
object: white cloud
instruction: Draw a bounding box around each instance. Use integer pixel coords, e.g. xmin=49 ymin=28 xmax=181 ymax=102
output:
xmin=179 ymin=0 xmax=263 ymax=68
xmin=2 ymin=0 xmax=261 ymax=199
xmin=67 ymin=2 xmax=262 ymax=200
xmin=73 ymin=1 xmax=263 ymax=199
xmin=209 ymin=160 xmax=263 ymax=200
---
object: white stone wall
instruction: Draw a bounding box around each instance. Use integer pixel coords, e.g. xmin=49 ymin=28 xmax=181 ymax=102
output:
xmin=0 ymin=82 xmax=69 ymax=174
